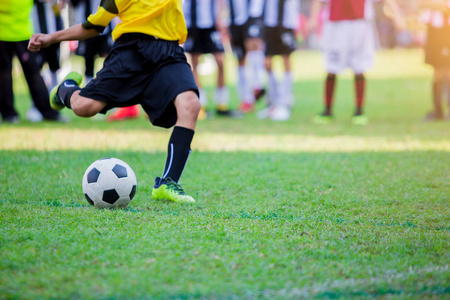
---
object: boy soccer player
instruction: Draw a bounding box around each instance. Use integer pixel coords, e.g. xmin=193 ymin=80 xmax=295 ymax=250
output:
xmin=28 ymin=0 xmax=201 ymax=203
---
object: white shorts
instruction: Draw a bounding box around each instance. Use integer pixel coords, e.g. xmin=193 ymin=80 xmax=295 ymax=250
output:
xmin=322 ymin=20 xmax=376 ymax=74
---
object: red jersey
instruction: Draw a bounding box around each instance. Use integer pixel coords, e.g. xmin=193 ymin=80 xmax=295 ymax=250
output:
xmin=321 ymin=0 xmax=377 ymax=21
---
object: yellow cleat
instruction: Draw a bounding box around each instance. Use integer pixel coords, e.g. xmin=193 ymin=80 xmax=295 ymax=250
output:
xmin=152 ymin=177 xmax=195 ymax=203
xmin=352 ymin=114 xmax=369 ymax=126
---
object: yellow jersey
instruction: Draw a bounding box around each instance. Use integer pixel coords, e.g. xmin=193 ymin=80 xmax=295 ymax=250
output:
xmin=82 ymin=0 xmax=187 ymax=43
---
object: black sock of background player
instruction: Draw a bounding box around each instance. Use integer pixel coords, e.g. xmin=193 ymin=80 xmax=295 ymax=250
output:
xmin=161 ymin=126 xmax=195 ymax=183
xmin=57 ymin=80 xmax=81 ymax=109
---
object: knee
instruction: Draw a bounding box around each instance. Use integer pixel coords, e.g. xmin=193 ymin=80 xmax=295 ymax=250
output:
xmin=177 ymin=91 xmax=201 ymax=119
xmin=71 ymin=95 xmax=101 ymax=118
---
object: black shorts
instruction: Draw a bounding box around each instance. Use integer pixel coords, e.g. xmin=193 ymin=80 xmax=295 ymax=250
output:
xmin=425 ymin=26 xmax=450 ymax=68
xmin=183 ymin=28 xmax=224 ymax=54
xmin=230 ymin=19 xmax=264 ymax=60
xmin=229 ymin=25 xmax=247 ymax=60
xmin=38 ymin=43 xmax=60 ymax=72
xmin=246 ymin=17 xmax=265 ymax=39
xmin=264 ymin=27 xmax=297 ymax=56
xmin=79 ymin=33 xmax=199 ymax=128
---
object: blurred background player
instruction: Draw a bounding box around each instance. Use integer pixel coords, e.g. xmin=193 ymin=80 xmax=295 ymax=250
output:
xmin=0 ymin=0 xmax=67 ymax=124
xmin=258 ymin=0 xmax=300 ymax=121
xmin=419 ymin=0 xmax=450 ymax=121
xmin=183 ymin=0 xmax=240 ymax=118
xmin=225 ymin=0 xmax=266 ymax=113
xmin=310 ymin=0 xmax=404 ymax=126
xmin=27 ymin=0 xmax=66 ymax=122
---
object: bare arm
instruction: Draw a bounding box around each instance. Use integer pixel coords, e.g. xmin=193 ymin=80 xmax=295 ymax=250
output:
xmin=28 ymin=24 xmax=100 ymax=52
xmin=384 ymin=0 xmax=406 ymax=30
xmin=307 ymin=0 xmax=324 ymax=33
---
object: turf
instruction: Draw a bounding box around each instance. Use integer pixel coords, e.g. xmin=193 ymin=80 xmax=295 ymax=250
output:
xmin=0 ymin=49 xmax=449 ymax=299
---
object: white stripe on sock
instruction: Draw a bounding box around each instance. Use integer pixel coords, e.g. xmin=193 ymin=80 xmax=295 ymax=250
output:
xmin=162 ymin=143 xmax=174 ymax=179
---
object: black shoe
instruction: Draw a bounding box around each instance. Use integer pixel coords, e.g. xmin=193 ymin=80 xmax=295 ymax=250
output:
xmin=4 ymin=116 xmax=19 ymax=124
xmin=216 ymin=108 xmax=243 ymax=119
xmin=44 ymin=114 xmax=70 ymax=123
xmin=254 ymin=88 xmax=266 ymax=101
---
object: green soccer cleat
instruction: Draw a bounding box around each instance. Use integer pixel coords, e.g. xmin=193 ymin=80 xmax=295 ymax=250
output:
xmin=314 ymin=113 xmax=333 ymax=125
xmin=352 ymin=114 xmax=369 ymax=126
xmin=49 ymin=72 xmax=83 ymax=110
xmin=152 ymin=177 xmax=195 ymax=203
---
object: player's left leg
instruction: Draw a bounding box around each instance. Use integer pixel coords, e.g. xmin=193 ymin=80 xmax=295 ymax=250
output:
xmin=445 ymin=69 xmax=450 ymax=120
xmin=152 ymin=90 xmax=201 ymax=203
xmin=213 ymin=52 xmax=241 ymax=118
xmin=271 ymin=54 xmax=292 ymax=121
xmin=257 ymin=55 xmax=277 ymax=119
xmin=351 ymin=73 xmax=368 ymax=126
xmin=424 ymin=68 xmax=446 ymax=121
xmin=50 ymin=71 xmax=106 ymax=117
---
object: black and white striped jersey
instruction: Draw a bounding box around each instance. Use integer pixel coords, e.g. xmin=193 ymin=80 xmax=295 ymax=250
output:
xmin=183 ymin=0 xmax=217 ymax=29
xmin=32 ymin=0 xmax=63 ymax=34
xmin=263 ymin=0 xmax=299 ymax=29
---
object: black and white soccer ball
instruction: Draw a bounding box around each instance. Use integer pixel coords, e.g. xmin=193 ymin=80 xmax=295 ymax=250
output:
xmin=82 ymin=158 xmax=137 ymax=208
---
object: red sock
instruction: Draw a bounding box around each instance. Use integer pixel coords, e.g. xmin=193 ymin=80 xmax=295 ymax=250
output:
xmin=325 ymin=73 xmax=336 ymax=114
xmin=355 ymin=74 xmax=365 ymax=114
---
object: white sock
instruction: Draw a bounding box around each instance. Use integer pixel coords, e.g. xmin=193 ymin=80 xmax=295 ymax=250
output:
xmin=280 ymin=72 xmax=293 ymax=107
xmin=248 ymin=50 xmax=265 ymax=91
xmin=238 ymin=66 xmax=253 ymax=104
xmin=199 ymin=88 xmax=208 ymax=107
xmin=215 ymin=86 xmax=229 ymax=106
xmin=51 ymin=72 xmax=58 ymax=89
xmin=267 ymin=71 xmax=278 ymax=106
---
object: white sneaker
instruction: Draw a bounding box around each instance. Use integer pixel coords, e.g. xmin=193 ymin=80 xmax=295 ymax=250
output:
xmin=26 ymin=106 xmax=43 ymax=123
xmin=270 ymin=105 xmax=291 ymax=121
xmin=257 ymin=106 xmax=273 ymax=119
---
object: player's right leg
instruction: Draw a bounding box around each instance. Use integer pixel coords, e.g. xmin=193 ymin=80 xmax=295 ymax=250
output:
xmin=314 ymin=73 xmax=336 ymax=125
xmin=424 ymin=68 xmax=445 ymax=121
xmin=50 ymin=72 xmax=106 ymax=117
xmin=152 ymin=90 xmax=200 ymax=203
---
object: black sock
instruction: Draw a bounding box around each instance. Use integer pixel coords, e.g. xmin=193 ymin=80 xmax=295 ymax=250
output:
xmin=57 ymin=80 xmax=81 ymax=109
xmin=162 ymin=126 xmax=195 ymax=183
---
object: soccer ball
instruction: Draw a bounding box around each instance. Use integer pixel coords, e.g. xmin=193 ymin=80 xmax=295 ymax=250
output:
xmin=82 ymin=158 xmax=137 ymax=208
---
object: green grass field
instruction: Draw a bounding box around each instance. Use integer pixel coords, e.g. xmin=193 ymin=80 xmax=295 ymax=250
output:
xmin=1 ymin=49 xmax=449 ymax=299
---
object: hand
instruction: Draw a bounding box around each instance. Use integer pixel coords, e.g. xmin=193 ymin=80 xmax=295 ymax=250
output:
xmin=28 ymin=33 xmax=53 ymax=52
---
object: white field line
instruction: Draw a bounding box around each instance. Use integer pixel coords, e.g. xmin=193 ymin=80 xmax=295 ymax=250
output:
xmin=0 ymin=128 xmax=449 ymax=152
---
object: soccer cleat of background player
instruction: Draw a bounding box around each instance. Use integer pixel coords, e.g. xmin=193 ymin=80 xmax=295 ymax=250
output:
xmin=106 ymin=105 xmax=140 ymax=121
